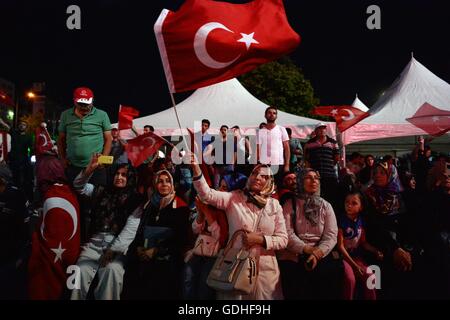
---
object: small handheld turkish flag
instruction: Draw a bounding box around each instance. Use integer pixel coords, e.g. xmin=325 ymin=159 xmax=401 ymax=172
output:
xmin=125 ymin=132 xmax=167 ymax=167
xmin=313 ymin=105 xmax=370 ymax=132
xmin=406 ymin=102 xmax=450 ymax=137
xmin=118 ymin=105 xmax=140 ymax=130
xmin=35 ymin=124 xmax=55 ymax=157
xmin=28 ymin=184 xmax=80 ymax=300
xmin=154 ymin=0 xmax=301 ymax=93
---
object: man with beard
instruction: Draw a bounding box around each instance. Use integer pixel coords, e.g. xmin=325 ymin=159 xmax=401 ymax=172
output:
xmin=57 ymin=87 xmax=112 ymax=186
xmin=257 ymin=106 xmax=290 ymax=175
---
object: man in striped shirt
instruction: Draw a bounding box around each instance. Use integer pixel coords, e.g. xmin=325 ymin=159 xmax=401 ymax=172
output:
xmin=304 ymin=123 xmax=340 ymax=207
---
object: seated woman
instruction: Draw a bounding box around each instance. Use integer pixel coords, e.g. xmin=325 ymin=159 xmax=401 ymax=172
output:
xmin=190 ymin=158 xmax=288 ymax=300
xmin=364 ymin=161 xmax=424 ymax=299
xmin=70 ymin=154 xmax=142 ymax=300
xmin=279 ymin=168 xmax=342 ymax=300
xmin=122 ymin=170 xmax=190 ymax=300
xmin=183 ymin=197 xmax=228 ymax=300
xmin=29 ymin=157 xmax=80 ymax=300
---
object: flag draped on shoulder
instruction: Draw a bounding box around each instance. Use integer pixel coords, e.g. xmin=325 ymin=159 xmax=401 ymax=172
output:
xmin=28 ymin=184 xmax=80 ymax=300
xmin=125 ymin=132 xmax=167 ymax=167
xmin=154 ymin=0 xmax=301 ymax=93
xmin=118 ymin=105 xmax=140 ymax=130
xmin=406 ymin=102 xmax=450 ymax=137
xmin=313 ymin=105 xmax=370 ymax=132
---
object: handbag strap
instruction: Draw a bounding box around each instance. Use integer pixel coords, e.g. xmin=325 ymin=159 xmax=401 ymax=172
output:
xmin=223 ymin=204 xmax=264 ymax=256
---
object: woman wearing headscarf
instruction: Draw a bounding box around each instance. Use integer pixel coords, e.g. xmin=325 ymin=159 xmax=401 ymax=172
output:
xmin=70 ymin=154 xmax=142 ymax=300
xmin=364 ymin=161 xmax=424 ymax=299
xmin=191 ymin=157 xmax=288 ymax=300
xmin=29 ymin=157 xmax=80 ymax=300
xmin=278 ymin=168 xmax=341 ymax=299
xmin=122 ymin=169 xmax=190 ymax=300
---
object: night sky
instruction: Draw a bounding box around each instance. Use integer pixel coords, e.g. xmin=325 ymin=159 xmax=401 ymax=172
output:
xmin=1 ymin=0 xmax=449 ymax=123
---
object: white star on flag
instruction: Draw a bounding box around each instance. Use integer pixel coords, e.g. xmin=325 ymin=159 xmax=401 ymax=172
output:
xmin=51 ymin=242 xmax=66 ymax=263
xmin=237 ymin=32 xmax=259 ymax=50
xmin=331 ymin=109 xmax=338 ymax=116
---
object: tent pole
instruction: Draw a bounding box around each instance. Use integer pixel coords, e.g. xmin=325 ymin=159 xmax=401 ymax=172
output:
xmin=336 ymin=126 xmax=346 ymax=168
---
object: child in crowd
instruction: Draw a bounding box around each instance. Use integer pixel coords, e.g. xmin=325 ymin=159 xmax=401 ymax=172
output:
xmin=337 ymin=192 xmax=384 ymax=300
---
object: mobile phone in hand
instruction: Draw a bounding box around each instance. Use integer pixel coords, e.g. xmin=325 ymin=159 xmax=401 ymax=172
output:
xmin=98 ymin=155 xmax=114 ymax=165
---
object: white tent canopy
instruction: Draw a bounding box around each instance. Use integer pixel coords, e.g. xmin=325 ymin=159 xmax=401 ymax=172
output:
xmin=351 ymin=94 xmax=369 ymax=112
xmin=343 ymin=57 xmax=450 ymax=145
xmin=120 ymin=78 xmax=334 ymax=139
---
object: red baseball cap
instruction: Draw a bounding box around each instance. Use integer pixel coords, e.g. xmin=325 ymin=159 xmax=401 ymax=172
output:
xmin=73 ymin=87 xmax=94 ymax=104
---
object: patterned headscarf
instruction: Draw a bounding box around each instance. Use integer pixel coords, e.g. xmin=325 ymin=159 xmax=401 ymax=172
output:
xmin=244 ymin=164 xmax=275 ymax=208
xmin=91 ymin=164 xmax=140 ymax=235
xmin=365 ymin=162 xmax=403 ymax=215
xmin=150 ymin=170 xmax=176 ymax=209
xmin=297 ymin=168 xmax=325 ymax=227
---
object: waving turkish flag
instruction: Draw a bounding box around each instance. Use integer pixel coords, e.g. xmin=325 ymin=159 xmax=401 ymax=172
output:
xmin=125 ymin=132 xmax=167 ymax=167
xmin=155 ymin=0 xmax=301 ymax=93
xmin=313 ymin=105 xmax=370 ymax=132
xmin=35 ymin=125 xmax=55 ymax=157
xmin=118 ymin=105 xmax=140 ymax=130
xmin=28 ymin=184 xmax=81 ymax=300
xmin=406 ymin=102 xmax=450 ymax=137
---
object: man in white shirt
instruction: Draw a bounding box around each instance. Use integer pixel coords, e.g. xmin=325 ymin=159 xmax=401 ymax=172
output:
xmin=257 ymin=106 xmax=290 ymax=174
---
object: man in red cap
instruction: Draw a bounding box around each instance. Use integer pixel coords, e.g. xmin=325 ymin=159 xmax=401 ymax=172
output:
xmin=57 ymin=87 xmax=112 ymax=186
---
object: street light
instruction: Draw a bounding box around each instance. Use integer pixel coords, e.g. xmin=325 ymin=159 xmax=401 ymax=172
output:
xmin=27 ymin=90 xmax=62 ymax=136
xmin=27 ymin=91 xmax=37 ymax=99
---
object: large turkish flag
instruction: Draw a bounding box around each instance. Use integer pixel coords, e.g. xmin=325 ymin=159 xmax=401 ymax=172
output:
xmin=154 ymin=0 xmax=301 ymax=92
xmin=28 ymin=184 xmax=81 ymax=300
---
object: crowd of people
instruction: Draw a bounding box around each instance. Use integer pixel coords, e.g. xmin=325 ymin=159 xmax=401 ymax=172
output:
xmin=0 ymin=86 xmax=449 ymax=300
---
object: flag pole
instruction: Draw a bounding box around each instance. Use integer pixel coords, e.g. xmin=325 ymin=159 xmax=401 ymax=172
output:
xmin=169 ymin=92 xmax=191 ymax=157
xmin=336 ymin=126 xmax=346 ymax=168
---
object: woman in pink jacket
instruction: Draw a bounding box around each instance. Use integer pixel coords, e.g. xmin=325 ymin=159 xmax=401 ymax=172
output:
xmin=191 ymin=159 xmax=288 ymax=300
xmin=279 ymin=168 xmax=342 ymax=299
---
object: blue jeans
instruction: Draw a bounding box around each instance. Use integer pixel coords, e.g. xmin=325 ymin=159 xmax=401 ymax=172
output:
xmin=183 ymin=255 xmax=216 ymax=300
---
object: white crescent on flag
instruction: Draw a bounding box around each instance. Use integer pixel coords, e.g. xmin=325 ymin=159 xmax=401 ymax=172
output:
xmin=194 ymin=22 xmax=241 ymax=69
xmin=41 ymin=197 xmax=78 ymax=241
xmin=341 ymin=109 xmax=355 ymax=121
xmin=141 ymin=137 xmax=156 ymax=150
xmin=39 ymin=133 xmax=48 ymax=147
